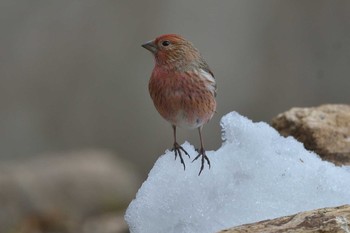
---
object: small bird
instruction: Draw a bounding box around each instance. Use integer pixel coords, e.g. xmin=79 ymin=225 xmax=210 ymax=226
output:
xmin=142 ymin=34 xmax=217 ymax=175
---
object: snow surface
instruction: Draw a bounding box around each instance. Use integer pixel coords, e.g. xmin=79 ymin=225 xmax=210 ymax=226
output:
xmin=125 ymin=112 xmax=350 ymax=233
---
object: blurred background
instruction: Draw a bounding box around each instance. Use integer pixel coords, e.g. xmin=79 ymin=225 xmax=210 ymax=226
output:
xmin=1 ymin=0 xmax=349 ymax=232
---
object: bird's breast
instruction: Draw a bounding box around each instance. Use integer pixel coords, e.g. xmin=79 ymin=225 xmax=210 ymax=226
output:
xmin=148 ymin=68 xmax=216 ymax=129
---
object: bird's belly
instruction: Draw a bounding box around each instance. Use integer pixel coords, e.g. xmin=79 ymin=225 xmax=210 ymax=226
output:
xmin=151 ymin=88 xmax=216 ymax=129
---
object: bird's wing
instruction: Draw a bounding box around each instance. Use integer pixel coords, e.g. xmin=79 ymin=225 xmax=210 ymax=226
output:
xmin=199 ymin=68 xmax=217 ymax=97
xmin=198 ymin=59 xmax=217 ymax=97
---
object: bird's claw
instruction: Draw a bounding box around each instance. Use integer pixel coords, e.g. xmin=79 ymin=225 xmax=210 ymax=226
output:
xmin=171 ymin=142 xmax=190 ymax=170
xmin=192 ymin=148 xmax=211 ymax=176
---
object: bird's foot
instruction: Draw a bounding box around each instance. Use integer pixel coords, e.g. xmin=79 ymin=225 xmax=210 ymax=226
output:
xmin=171 ymin=142 xmax=190 ymax=170
xmin=192 ymin=147 xmax=211 ymax=176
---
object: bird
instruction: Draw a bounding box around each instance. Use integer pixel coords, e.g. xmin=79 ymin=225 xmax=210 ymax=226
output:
xmin=142 ymin=34 xmax=217 ymax=175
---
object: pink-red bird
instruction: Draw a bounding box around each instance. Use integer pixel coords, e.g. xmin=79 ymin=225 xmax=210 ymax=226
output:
xmin=142 ymin=34 xmax=217 ymax=175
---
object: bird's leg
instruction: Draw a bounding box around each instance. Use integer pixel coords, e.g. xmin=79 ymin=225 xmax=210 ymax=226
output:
xmin=171 ymin=125 xmax=190 ymax=170
xmin=192 ymin=126 xmax=211 ymax=175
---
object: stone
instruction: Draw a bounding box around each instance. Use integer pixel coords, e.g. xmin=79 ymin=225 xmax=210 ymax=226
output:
xmin=0 ymin=150 xmax=140 ymax=233
xmin=82 ymin=212 xmax=129 ymax=233
xmin=218 ymin=205 xmax=350 ymax=233
xmin=272 ymin=104 xmax=350 ymax=165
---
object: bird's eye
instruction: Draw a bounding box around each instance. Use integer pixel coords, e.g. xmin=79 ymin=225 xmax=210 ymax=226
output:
xmin=162 ymin=40 xmax=171 ymax=46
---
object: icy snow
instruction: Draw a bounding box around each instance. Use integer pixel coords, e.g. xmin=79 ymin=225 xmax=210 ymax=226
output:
xmin=125 ymin=112 xmax=350 ymax=233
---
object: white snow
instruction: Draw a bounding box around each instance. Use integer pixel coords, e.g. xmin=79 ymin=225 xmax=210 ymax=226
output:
xmin=125 ymin=112 xmax=350 ymax=233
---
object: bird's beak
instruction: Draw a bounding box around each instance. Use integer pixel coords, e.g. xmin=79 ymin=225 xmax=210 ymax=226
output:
xmin=142 ymin=40 xmax=157 ymax=54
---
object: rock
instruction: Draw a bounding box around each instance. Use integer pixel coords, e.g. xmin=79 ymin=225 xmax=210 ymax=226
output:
xmin=82 ymin=212 xmax=129 ymax=233
xmin=218 ymin=205 xmax=350 ymax=233
xmin=272 ymin=104 xmax=350 ymax=165
xmin=0 ymin=149 xmax=140 ymax=233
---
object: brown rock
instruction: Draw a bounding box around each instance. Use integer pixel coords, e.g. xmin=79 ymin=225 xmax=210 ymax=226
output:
xmin=0 ymin=150 xmax=141 ymax=233
xmin=218 ymin=205 xmax=350 ymax=233
xmin=272 ymin=104 xmax=350 ymax=165
xmin=82 ymin=212 xmax=129 ymax=233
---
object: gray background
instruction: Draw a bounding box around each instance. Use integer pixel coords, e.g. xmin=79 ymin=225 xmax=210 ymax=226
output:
xmin=1 ymin=0 xmax=349 ymax=175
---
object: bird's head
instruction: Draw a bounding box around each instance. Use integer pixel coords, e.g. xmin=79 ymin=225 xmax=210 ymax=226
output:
xmin=142 ymin=34 xmax=201 ymax=68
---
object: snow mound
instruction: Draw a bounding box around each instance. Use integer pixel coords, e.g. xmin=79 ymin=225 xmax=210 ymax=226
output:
xmin=125 ymin=112 xmax=350 ymax=233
